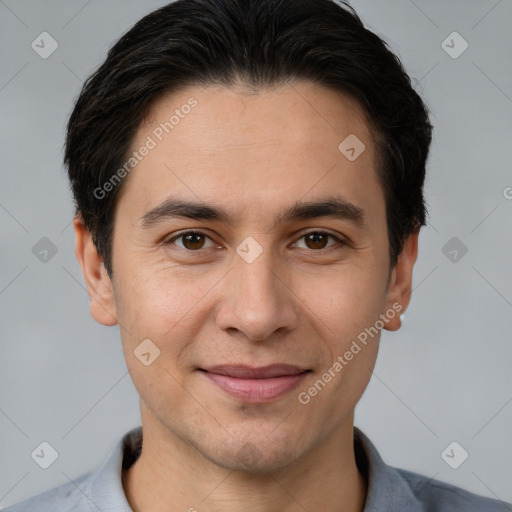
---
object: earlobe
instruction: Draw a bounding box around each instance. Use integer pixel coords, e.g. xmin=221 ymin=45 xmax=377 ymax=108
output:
xmin=73 ymin=216 xmax=118 ymax=326
xmin=383 ymin=230 xmax=419 ymax=332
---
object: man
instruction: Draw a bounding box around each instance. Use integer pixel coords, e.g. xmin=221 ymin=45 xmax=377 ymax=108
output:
xmin=4 ymin=0 xmax=510 ymax=511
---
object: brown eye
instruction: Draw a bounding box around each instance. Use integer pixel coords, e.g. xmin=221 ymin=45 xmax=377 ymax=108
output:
xmin=181 ymin=233 xmax=205 ymax=250
xmin=292 ymin=231 xmax=343 ymax=251
xmin=304 ymin=232 xmax=329 ymax=249
xmin=168 ymin=231 xmax=216 ymax=250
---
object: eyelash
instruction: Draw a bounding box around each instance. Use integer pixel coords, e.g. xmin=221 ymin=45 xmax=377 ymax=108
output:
xmin=164 ymin=230 xmax=347 ymax=253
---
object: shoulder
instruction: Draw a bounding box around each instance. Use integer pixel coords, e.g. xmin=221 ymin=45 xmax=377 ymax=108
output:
xmin=353 ymin=427 xmax=511 ymax=512
xmin=396 ymin=467 xmax=512 ymax=512
xmin=1 ymin=470 xmax=94 ymax=512
xmin=1 ymin=426 xmax=140 ymax=512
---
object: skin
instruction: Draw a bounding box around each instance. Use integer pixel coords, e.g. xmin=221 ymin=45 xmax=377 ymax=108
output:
xmin=74 ymin=81 xmax=418 ymax=512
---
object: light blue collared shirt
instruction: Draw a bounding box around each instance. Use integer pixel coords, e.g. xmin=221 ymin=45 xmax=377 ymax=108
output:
xmin=2 ymin=426 xmax=510 ymax=511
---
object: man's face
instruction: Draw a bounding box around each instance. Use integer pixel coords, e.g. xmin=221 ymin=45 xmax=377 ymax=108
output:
xmin=81 ymin=82 xmax=415 ymax=472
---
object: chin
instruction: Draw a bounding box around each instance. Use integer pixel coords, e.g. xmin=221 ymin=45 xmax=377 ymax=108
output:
xmin=199 ymin=433 xmax=305 ymax=474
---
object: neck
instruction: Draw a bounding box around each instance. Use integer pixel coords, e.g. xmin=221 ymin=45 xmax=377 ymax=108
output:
xmin=122 ymin=412 xmax=367 ymax=512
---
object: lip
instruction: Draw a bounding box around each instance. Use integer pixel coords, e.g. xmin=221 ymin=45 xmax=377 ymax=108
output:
xmin=199 ymin=364 xmax=310 ymax=403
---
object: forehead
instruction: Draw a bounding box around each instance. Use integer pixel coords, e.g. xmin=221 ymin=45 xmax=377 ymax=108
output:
xmin=143 ymin=82 xmax=375 ymax=157
xmin=116 ymin=82 xmax=384 ymax=227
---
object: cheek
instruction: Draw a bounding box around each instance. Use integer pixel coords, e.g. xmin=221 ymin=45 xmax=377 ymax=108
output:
xmin=116 ymin=263 xmax=194 ymax=327
xmin=294 ymin=260 xmax=386 ymax=332
xmin=297 ymin=303 xmax=381 ymax=425
xmin=292 ymin=263 xmax=385 ymax=394
xmin=114 ymin=266 xmax=217 ymax=367
xmin=114 ymin=270 xmax=203 ymax=412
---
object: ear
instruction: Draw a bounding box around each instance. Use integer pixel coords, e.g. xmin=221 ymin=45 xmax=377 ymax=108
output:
xmin=73 ymin=216 xmax=118 ymax=326
xmin=383 ymin=229 xmax=419 ymax=332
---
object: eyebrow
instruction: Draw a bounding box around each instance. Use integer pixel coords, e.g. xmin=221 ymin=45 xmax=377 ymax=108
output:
xmin=139 ymin=195 xmax=366 ymax=229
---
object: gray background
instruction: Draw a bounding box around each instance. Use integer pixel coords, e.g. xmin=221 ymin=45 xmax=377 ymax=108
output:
xmin=1 ymin=0 xmax=511 ymax=508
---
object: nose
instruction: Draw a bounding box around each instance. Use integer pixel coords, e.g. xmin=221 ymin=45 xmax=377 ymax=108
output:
xmin=215 ymin=245 xmax=300 ymax=342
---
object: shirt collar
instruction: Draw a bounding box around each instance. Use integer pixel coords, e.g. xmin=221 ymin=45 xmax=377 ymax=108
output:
xmin=85 ymin=426 xmax=141 ymax=512
xmin=86 ymin=425 xmax=423 ymax=512
xmin=353 ymin=427 xmax=424 ymax=511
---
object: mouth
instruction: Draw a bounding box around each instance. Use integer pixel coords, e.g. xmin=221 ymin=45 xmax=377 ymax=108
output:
xmin=198 ymin=364 xmax=311 ymax=403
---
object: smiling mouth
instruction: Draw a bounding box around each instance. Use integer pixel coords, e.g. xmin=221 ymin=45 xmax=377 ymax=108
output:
xmin=198 ymin=364 xmax=311 ymax=403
